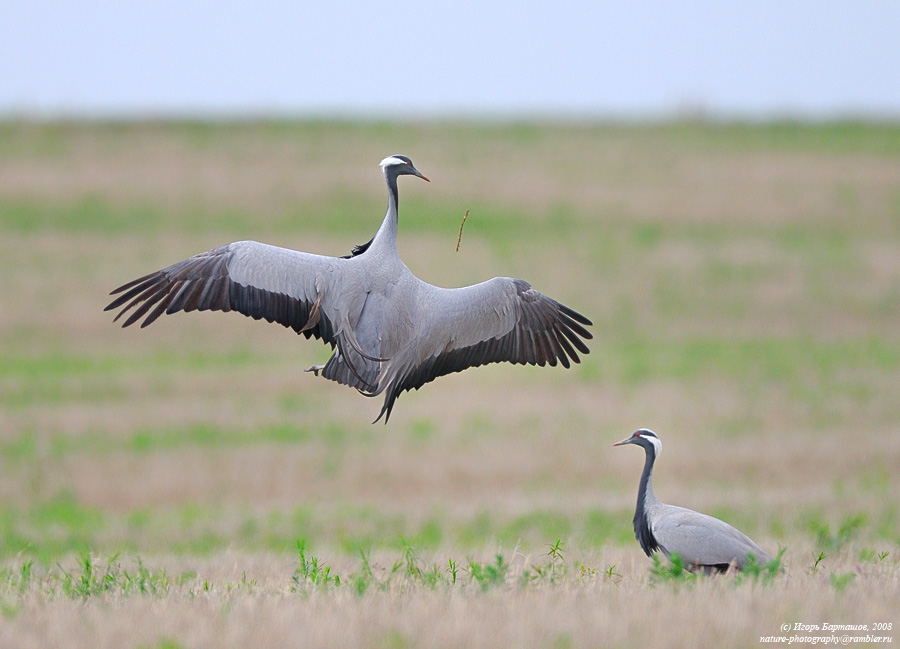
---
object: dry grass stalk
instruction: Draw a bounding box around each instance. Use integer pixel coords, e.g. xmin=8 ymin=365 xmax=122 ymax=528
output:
xmin=455 ymin=209 xmax=469 ymax=252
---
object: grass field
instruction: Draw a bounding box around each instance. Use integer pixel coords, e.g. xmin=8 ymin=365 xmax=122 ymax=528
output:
xmin=1 ymin=120 xmax=899 ymax=648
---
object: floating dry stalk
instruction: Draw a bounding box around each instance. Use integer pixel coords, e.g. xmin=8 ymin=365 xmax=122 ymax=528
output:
xmin=456 ymin=210 xmax=470 ymax=252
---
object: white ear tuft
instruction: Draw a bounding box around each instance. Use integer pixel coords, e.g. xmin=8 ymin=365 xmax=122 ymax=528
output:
xmin=380 ymin=156 xmax=406 ymax=168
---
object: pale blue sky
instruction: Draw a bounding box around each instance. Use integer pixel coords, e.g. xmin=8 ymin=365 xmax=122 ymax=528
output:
xmin=2 ymin=0 xmax=898 ymax=118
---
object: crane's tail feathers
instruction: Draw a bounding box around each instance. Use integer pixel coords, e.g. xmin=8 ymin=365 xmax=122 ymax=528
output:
xmin=372 ymin=391 xmax=397 ymax=425
xmin=336 ymin=315 xmax=389 ymax=363
xmin=329 ymin=314 xmax=389 ymax=393
xmin=335 ymin=340 xmax=375 ymax=391
xmin=344 ymin=335 xmax=389 ymax=363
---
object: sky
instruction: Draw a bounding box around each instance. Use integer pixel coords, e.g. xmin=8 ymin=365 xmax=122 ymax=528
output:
xmin=2 ymin=0 xmax=899 ymax=119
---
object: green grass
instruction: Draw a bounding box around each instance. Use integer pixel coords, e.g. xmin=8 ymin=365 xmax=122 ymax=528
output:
xmin=594 ymin=336 xmax=900 ymax=381
xmin=0 ymin=348 xmax=267 ymax=382
xmin=0 ymin=349 xmax=282 ymax=408
xmin=4 ymin=193 xmax=895 ymax=242
xmin=0 ymin=423 xmax=347 ymax=460
xmin=0 ymin=493 xmax=104 ymax=560
xmin=8 ymin=535 xmax=883 ymax=610
xmin=0 ymin=195 xmax=580 ymax=246
xmin=2 ymin=488 xmax=896 ymax=563
xmin=0 ymin=493 xmax=631 ymax=562
xmin=0 ymin=539 xmax=795 ymax=602
xmin=3 ymin=119 xmax=900 ymax=158
xmin=0 ymin=495 xmax=646 ymax=561
xmin=5 ymin=334 xmax=897 ymax=411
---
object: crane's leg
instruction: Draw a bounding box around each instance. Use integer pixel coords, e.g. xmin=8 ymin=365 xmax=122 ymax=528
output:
xmin=304 ymin=364 xmax=324 ymax=376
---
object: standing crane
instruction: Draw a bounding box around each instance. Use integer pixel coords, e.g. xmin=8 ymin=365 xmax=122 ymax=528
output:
xmin=614 ymin=428 xmax=774 ymax=573
xmin=106 ymin=155 xmax=592 ymax=423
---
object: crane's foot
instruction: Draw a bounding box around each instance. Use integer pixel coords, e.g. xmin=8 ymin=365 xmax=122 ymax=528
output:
xmin=304 ymin=364 xmax=324 ymax=376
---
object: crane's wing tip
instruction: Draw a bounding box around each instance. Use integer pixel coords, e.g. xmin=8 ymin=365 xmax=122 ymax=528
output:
xmin=560 ymin=306 xmax=592 ymax=327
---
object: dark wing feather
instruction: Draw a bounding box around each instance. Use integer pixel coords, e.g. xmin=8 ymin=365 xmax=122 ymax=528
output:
xmin=340 ymin=237 xmax=373 ymax=259
xmin=374 ymin=278 xmax=592 ymax=422
xmin=105 ymin=241 xmax=339 ymax=343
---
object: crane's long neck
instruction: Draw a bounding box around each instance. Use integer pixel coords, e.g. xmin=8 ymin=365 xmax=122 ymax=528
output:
xmin=371 ymin=170 xmax=400 ymax=256
xmin=634 ymin=446 xmax=660 ymax=556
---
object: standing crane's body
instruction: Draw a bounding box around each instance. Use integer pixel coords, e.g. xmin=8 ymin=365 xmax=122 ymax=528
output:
xmin=615 ymin=429 xmax=773 ymax=573
xmin=106 ymin=156 xmax=592 ymax=422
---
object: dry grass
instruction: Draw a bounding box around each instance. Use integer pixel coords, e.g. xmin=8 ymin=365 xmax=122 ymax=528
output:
xmin=1 ymin=547 xmax=898 ymax=649
xmin=1 ymin=120 xmax=899 ymax=648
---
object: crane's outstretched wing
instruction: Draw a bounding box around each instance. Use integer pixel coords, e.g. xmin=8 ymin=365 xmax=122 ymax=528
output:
xmin=374 ymin=277 xmax=592 ymax=422
xmin=104 ymin=240 xmax=342 ymax=344
xmin=651 ymin=507 xmax=772 ymax=571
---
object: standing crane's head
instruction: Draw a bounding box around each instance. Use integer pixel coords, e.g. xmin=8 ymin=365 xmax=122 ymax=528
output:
xmin=613 ymin=428 xmax=662 ymax=457
xmin=380 ymin=155 xmax=430 ymax=182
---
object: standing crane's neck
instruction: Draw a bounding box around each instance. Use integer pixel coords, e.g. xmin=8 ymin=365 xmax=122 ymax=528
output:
xmin=634 ymin=444 xmax=660 ymax=556
xmin=637 ymin=448 xmax=657 ymax=508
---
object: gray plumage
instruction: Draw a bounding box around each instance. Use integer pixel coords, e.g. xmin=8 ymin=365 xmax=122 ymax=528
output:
xmin=105 ymin=155 xmax=592 ymax=423
xmin=614 ymin=428 xmax=773 ymax=573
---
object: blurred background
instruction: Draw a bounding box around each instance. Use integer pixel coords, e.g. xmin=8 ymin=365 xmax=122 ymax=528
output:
xmin=1 ymin=0 xmax=899 ymax=569
xmin=3 ymin=0 xmax=899 ymax=119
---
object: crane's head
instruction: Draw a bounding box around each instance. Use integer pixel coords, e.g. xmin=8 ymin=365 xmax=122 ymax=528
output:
xmin=380 ymin=155 xmax=430 ymax=182
xmin=613 ymin=428 xmax=662 ymax=456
